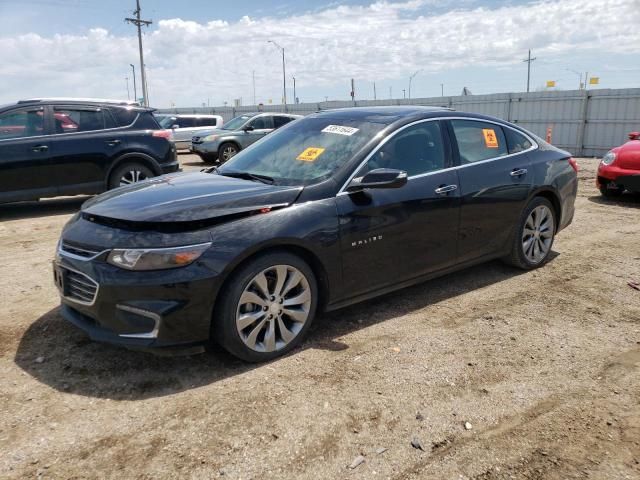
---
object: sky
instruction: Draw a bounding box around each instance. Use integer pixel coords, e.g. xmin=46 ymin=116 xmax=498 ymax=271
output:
xmin=0 ymin=0 xmax=639 ymax=108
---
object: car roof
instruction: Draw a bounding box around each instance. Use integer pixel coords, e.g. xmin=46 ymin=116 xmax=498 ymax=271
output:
xmin=17 ymin=97 xmax=141 ymax=106
xmin=168 ymin=113 xmax=222 ymax=118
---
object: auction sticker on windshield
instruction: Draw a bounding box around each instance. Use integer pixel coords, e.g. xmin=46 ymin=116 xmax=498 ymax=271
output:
xmin=321 ymin=125 xmax=359 ymax=136
xmin=297 ymin=147 xmax=326 ymax=162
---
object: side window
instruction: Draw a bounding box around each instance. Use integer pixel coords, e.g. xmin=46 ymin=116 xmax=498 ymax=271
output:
xmin=198 ymin=117 xmax=217 ymax=127
xmin=0 ymin=108 xmax=45 ymax=140
xmin=110 ymin=107 xmax=139 ymax=127
xmin=504 ymin=127 xmax=533 ymax=154
xmin=53 ymin=108 xmax=105 ymax=133
xmin=360 ymin=121 xmax=446 ymax=177
xmin=450 ymin=120 xmax=508 ymax=164
xmin=176 ymin=117 xmax=196 ymax=128
xmin=249 ymin=116 xmax=272 ymax=129
xmin=273 ymin=116 xmax=292 ymax=128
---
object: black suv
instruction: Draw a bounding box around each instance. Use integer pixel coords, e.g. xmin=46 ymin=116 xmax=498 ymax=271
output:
xmin=0 ymin=98 xmax=179 ymax=203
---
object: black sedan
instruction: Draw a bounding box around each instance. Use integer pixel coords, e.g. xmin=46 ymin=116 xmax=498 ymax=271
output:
xmin=54 ymin=107 xmax=578 ymax=362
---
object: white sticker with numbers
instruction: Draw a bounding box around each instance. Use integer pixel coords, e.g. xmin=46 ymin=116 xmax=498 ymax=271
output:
xmin=321 ymin=125 xmax=359 ymax=136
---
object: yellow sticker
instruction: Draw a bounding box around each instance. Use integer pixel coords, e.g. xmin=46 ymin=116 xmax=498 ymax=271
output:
xmin=482 ymin=128 xmax=499 ymax=148
xmin=297 ymin=147 xmax=325 ymax=162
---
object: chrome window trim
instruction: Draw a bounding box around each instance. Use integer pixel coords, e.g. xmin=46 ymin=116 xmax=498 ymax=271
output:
xmin=55 ymin=264 xmax=100 ymax=307
xmin=337 ymin=116 xmax=538 ymax=195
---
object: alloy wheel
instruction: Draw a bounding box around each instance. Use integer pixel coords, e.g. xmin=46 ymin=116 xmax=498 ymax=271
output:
xmin=522 ymin=205 xmax=554 ymax=263
xmin=221 ymin=145 xmax=237 ymax=161
xmin=236 ymin=265 xmax=312 ymax=353
xmin=119 ymin=169 xmax=148 ymax=186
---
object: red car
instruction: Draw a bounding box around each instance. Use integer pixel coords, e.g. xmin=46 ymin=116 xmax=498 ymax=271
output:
xmin=597 ymin=132 xmax=640 ymax=197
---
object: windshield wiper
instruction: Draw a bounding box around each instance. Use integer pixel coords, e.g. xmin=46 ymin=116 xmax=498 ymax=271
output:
xmin=216 ymin=170 xmax=275 ymax=185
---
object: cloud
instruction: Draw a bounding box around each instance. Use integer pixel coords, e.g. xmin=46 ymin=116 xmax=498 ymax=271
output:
xmin=0 ymin=0 xmax=638 ymax=106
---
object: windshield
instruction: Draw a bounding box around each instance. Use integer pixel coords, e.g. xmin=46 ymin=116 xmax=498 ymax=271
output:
xmin=220 ymin=114 xmax=253 ymax=131
xmin=158 ymin=116 xmax=176 ymax=128
xmin=217 ymin=116 xmax=386 ymax=186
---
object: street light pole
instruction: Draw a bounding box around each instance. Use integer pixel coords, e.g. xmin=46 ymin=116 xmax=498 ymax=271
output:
xmin=292 ymin=76 xmax=296 ymax=104
xmin=129 ymin=64 xmax=137 ymax=101
xmin=408 ymin=69 xmax=422 ymax=99
xmin=268 ymin=40 xmax=287 ymax=108
xmin=125 ymin=76 xmax=130 ymax=100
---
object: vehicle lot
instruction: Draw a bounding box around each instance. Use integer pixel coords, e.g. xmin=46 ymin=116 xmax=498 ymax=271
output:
xmin=0 ymin=155 xmax=639 ymax=479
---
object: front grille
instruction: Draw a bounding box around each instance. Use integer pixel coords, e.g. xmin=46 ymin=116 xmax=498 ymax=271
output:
xmin=61 ymin=241 xmax=102 ymax=259
xmin=64 ymin=269 xmax=99 ymax=305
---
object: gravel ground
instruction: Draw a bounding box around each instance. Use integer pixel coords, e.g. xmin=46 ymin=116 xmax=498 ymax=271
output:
xmin=0 ymin=155 xmax=639 ymax=479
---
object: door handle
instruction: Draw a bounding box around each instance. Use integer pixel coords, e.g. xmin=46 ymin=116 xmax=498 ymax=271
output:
xmin=510 ymin=168 xmax=528 ymax=177
xmin=32 ymin=145 xmax=48 ymax=152
xmin=106 ymin=139 xmax=121 ymax=146
xmin=434 ymin=184 xmax=458 ymax=194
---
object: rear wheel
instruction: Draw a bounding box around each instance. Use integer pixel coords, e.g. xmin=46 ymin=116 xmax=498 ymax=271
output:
xmin=503 ymin=197 xmax=556 ymax=270
xmin=218 ymin=142 xmax=239 ymax=163
xmin=599 ymin=185 xmax=624 ymax=198
xmin=214 ymin=252 xmax=318 ymax=362
xmin=108 ymin=162 xmax=154 ymax=189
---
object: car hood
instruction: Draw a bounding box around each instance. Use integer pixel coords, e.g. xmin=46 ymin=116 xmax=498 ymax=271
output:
xmin=82 ymin=172 xmax=303 ymax=223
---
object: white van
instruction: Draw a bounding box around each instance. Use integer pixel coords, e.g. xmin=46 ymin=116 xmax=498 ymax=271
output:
xmin=157 ymin=114 xmax=224 ymax=149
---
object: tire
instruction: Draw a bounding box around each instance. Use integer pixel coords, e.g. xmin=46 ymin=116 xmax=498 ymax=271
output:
xmin=108 ymin=162 xmax=155 ymax=190
xmin=214 ymin=251 xmax=318 ymax=362
xmin=218 ymin=142 xmax=239 ymax=163
xmin=503 ymin=197 xmax=556 ymax=270
xmin=599 ymin=185 xmax=624 ymax=198
xmin=197 ymin=153 xmax=218 ymax=164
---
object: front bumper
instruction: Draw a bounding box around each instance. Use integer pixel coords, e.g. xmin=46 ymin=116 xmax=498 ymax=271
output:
xmin=597 ymin=163 xmax=640 ymax=191
xmin=54 ymin=249 xmax=222 ymax=351
xmin=191 ymin=141 xmax=220 ymax=156
xmin=160 ymin=161 xmax=180 ymax=174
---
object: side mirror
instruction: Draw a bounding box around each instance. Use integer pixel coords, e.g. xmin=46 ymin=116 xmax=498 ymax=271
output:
xmin=628 ymin=131 xmax=640 ymax=140
xmin=243 ymin=125 xmax=254 ymax=132
xmin=346 ymin=168 xmax=408 ymax=192
xmin=171 ymin=124 xmax=179 ymax=129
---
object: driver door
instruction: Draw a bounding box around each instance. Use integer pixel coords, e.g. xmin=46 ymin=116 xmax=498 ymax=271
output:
xmin=337 ymin=120 xmax=461 ymax=297
xmin=239 ymin=115 xmax=274 ymax=149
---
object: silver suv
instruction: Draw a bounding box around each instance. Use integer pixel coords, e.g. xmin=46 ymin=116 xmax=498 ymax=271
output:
xmin=157 ymin=114 xmax=223 ymax=150
xmin=191 ymin=112 xmax=301 ymax=163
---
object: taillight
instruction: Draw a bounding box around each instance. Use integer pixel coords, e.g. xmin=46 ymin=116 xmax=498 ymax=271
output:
xmin=568 ymin=157 xmax=579 ymax=173
xmin=152 ymin=129 xmax=172 ymax=140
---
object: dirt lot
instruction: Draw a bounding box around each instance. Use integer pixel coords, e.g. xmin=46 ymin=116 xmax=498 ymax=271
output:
xmin=1 ymin=155 xmax=639 ymax=479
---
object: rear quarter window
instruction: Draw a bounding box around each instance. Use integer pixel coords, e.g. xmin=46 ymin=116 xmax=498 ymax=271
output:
xmin=504 ymin=127 xmax=533 ymax=154
xmin=110 ymin=107 xmax=139 ymax=127
xmin=134 ymin=112 xmax=161 ymax=129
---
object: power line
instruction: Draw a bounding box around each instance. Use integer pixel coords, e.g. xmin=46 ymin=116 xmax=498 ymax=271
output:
xmin=125 ymin=0 xmax=152 ymax=106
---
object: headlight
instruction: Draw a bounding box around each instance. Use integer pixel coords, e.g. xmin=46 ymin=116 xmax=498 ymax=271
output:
xmin=107 ymin=243 xmax=211 ymax=271
xmin=203 ymin=134 xmax=219 ymax=142
xmin=602 ymin=151 xmax=616 ymax=165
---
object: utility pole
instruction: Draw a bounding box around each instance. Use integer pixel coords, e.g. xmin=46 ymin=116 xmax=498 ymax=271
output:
xmin=125 ymin=76 xmax=130 ymax=100
xmin=522 ymin=49 xmax=536 ymax=93
xmin=350 ymin=78 xmax=355 ymax=104
xmin=268 ymin=40 xmax=286 ymax=107
xmin=252 ymin=70 xmax=256 ymax=105
xmin=389 ymin=86 xmax=392 ymax=99
xmin=441 ymin=83 xmax=444 ymax=97
xmin=292 ymin=76 xmax=296 ymax=104
xmin=125 ymin=0 xmax=152 ymax=106
xmin=408 ymin=69 xmax=422 ymax=99
xmin=129 ymin=64 xmax=137 ymax=102
xmin=402 ymin=89 xmax=406 ymax=99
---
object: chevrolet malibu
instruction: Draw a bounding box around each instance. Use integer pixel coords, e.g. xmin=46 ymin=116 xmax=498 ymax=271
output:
xmin=54 ymin=107 xmax=578 ymax=362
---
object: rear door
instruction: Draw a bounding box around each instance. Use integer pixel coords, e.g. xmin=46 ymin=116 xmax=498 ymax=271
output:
xmin=172 ymin=117 xmax=198 ymax=145
xmin=47 ymin=105 xmax=122 ymax=194
xmin=447 ymin=119 xmax=533 ymax=263
xmin=0 ymin=105 xmax=54 ymax=201
xmin=240 ymin=115 xmax=274 ymax=148
xmin=337 ymin=120 xmax=460 ymax=296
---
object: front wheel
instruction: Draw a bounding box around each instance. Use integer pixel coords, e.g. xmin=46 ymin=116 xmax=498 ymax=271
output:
xmin=214 ymin=252 xmax=318 ymax=362
xmin=218 ymin=142 xmax=239 ymax=163
xmin=108 ymin=162 xmax=154 ymax=189
xmin=503 ymin=197 xmax=556 ymax=270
